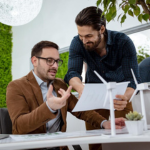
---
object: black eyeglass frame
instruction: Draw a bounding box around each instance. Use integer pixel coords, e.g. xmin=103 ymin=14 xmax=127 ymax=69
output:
xmin=36 ymin=56 xmax=63 ymax=66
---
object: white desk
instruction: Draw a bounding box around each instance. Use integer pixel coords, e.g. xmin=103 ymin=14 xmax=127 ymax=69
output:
xmin=1 ymin=90 xmax=150 ymax=150
xmin=1 ymin=129 xmax=150 ymax=150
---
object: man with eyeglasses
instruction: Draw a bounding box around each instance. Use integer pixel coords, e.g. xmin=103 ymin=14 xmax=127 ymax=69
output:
xmin=6 ymin=41 xmax=125 ymax=150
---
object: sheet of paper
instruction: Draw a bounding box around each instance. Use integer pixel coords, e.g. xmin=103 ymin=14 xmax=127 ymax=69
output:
xmin=9 ymin=128 xmax=128 ymax=141
xmin=72 ymin=82 xmax=129 ymax=112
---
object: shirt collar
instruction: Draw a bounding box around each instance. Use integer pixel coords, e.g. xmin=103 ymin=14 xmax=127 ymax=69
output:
xmin=106 ymin=30 xmax=113 ymax=46
xmin=32 ymin=70 xmax=44 ymax=86
xmin=32 ymin=70 xmax=54 ymax=87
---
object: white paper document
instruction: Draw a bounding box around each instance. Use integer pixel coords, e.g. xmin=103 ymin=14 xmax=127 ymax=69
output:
xmin=9 ymin=128 xmax=128 ymax=141
xmin=72 ymin=82 xmax=129 ymax=112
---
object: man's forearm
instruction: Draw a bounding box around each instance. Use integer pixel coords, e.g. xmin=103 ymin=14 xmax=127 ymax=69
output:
xmin=124 ymin=87 xmax=135 ymax=101
xmin=69 ymin=77 xmax=84 ymax=95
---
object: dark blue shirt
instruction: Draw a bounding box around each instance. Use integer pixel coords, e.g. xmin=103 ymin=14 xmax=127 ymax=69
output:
xmin=64 ymin=30 xmax=141 ymax=89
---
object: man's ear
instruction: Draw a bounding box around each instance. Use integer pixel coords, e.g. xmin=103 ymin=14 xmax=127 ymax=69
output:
xmin=31 ymin=56 xmax=38 ymax=67
xmin=100 ymin=25 xmax=105 ymax=34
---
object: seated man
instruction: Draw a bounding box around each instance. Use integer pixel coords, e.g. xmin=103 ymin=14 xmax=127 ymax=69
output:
xmin=6 ymin=41 xmax=125 ymax=150
xmin=139 ymin=57 xmax=150 ymax=83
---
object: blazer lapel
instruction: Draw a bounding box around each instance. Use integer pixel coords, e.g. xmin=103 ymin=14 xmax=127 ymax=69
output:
xmin=27 ymin=71 xmax=43 ymax=106
xmin=53 ymin=79 xmax=66 ymax=123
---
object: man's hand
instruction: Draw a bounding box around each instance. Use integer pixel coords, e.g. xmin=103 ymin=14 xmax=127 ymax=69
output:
xmin=102 ymin=118 xmax=125 ymax=129
xmin=113 ymin=87 xmax=134 ymax=111
xmin=69 ymin=77 xmax=84 ymax=99
xmin=47 ymin=85 xmax=72 ymax=111
xmin=113 ymin=95 xmax=128 ymax=111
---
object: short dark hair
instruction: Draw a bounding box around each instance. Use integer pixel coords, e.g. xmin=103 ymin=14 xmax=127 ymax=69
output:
xmin=31 ymin=41 xmax=59 ymax=58
xmin=75 ymin=6 xmax=106 ymax=31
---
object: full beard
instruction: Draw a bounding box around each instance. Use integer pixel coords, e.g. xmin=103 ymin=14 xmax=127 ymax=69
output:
xmin=84 ymin=34 xmax=101 ymax=52
xmin=37 ymin=68 xmax=57 ymax=82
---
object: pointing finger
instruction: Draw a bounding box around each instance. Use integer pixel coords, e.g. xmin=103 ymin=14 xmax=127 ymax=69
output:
xmin=66 ymin=86 xmax=72 ymax=94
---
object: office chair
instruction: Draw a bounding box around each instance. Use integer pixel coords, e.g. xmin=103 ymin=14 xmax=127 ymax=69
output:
xmin=139 ymin=57 xmax=150 ymax=83
xmin=0 ymin=108 xmax=12 ymax=134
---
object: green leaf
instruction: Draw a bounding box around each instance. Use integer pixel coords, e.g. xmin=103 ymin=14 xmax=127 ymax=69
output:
xmin=110 ymin=0 xmax=116 ymax=4
xmin=128 ymin=10 xmax=134 ymax=17
xmin=142 ymin=14 xmax=150 ymax=22
xmin=109 ymin=5 xmax=116 ymax=13
xmin=120 ymin=14 xmax=126 ymax=24
xmin=111 ymin=11 xmax=117 ymax=20
xmin=117 ymin=14 xmax=122 ymax=21
xmin=103 ymin=0 xmax=111 ymax=10
xmin=124 ymin=4 xmax=130 ymax=13
xmin=146 ymin=0 xmax=150 ymax=4
xmin=134 ymin=6 xmax=140 ymax=16
xmin=128 ymin=0 xmax=136 ymax=4
xmin=130 ymin=4 xmax=136 ymax=10
xmin=105 ymin=4 xmax=116 ymax=21
xmin=106 ymin=12 xmax=112 ymax=22
xmin=138 ymin=14 xmax=142 ymax=22
xmin=96 ymin=0 xmax=102 ymax=7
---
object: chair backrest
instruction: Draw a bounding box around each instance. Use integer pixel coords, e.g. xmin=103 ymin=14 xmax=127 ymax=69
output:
xmin=0 ymin=108 xmax=12 ymax=134
xmin=139 ymin=57 xmax=150 ymax=83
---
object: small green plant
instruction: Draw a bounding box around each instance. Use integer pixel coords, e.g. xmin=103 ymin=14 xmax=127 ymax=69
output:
xmin=126 ymin=111 xmax=143 ymax=121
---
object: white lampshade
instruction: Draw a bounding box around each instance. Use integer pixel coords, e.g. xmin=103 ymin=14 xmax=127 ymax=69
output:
xmin=0 ymin=0 xmax=43 ymax=26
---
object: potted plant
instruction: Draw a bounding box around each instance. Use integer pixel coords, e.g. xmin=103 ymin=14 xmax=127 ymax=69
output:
xmin=125 ymin=111 xmax=144 ymax=135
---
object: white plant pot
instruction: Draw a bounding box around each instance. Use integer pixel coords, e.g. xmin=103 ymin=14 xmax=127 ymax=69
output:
xmin=125 ymin=120 xmax=144 ymax=135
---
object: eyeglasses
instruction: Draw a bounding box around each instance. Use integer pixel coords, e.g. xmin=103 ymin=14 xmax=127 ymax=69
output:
xmin=36 ymin=56 xmax=63 ymax=66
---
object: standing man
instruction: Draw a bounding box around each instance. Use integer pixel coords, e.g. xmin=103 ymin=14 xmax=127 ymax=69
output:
xmin=64 ymin=6 xmax=141 ymax=150
xmin=6 ymin=41 xmax=125 ymax=150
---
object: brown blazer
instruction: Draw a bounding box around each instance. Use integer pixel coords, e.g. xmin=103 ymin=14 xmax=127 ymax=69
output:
xmin=6 ymin=71 xmax=106 ymax=135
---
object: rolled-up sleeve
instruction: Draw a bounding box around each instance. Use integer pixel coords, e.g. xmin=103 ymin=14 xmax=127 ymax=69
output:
xmin=64 ymin=36 xmax=83 ymax=84
xmin=122 ymin=37 xmax=141 ymax=89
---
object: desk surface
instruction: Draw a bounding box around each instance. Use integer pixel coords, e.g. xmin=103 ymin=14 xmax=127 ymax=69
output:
xmin=1 ymin=129 xmax=150 ymax=150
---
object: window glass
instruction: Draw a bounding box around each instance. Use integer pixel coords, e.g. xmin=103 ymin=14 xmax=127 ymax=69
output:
xmin=129 ymin=29 xmax=150 ymax=55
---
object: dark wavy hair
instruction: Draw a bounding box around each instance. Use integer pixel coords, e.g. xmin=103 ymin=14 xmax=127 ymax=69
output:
xmin=75 ymin=6 xmax=106 ymax=32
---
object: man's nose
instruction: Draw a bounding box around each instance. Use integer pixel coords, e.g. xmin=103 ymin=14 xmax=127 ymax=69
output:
xmin=52 ymin=61 xmax=58 ymax=68
xmin=82 ymin=37 xmax=87 ymax=44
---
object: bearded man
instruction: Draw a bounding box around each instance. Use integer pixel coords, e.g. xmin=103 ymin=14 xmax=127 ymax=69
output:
xmin=64 ymin=6 xmax=141 ymax=150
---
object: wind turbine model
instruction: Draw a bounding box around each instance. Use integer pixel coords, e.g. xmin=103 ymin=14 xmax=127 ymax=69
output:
xmin=94 ymin=70 xmax=116 ymax=136
xmin=129 ymin=68 xmax=150 ymax=131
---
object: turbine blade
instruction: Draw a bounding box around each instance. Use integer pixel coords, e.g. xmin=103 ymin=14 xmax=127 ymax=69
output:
xmin=131 ymin=68 xmax=138 ymax=85
xmin=129 ymin=89 xmax=138 ymax=102
xmin=94 ymin=70 xmax=107 ymax=85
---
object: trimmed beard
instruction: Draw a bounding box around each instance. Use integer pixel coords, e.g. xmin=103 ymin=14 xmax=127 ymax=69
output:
xmin=83 ymin=33 xmax=101 ymax=51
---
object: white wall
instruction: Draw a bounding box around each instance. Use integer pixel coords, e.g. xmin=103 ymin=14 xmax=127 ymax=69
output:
xmin=12 ymin=0 xmax=145 ymax=80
